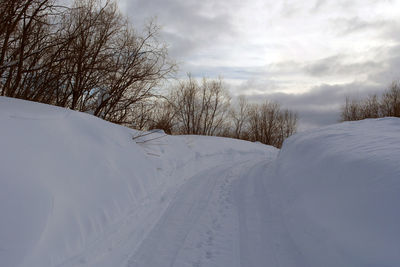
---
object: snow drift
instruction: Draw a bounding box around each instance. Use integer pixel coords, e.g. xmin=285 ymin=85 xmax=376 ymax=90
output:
xmin=0 ymin=96 xmax=274 ymax=267
xmin=274 ymin=118 xmax=400 ymax=267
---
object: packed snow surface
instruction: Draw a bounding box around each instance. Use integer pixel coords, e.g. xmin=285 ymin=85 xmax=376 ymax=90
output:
xmin=1 ymin=96 xmax=399 ymax=267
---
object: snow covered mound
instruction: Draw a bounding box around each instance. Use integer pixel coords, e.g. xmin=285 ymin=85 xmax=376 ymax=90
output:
xmin=274 ymin=118 xmax=400 ymax=267
xmin=0 ymin=97 xmax=275 ymax=267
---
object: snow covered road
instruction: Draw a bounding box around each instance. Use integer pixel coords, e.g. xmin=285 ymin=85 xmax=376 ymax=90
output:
xmin=125 ymin=157 xmax=292 ymax=267
xmin=234 ymin=161 xmax=304 ymax=267
xmin=3 ymin=98 xmax=400 ymax=267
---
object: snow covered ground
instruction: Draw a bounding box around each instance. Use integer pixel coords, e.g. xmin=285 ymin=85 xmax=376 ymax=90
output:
xmin=272 ymin=118 xmax=400 ymax=267
xmin=1 ymin=96 xmax=399 ymax=267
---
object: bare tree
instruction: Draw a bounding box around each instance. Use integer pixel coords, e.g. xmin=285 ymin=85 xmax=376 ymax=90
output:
xmin=278 ymin=108 xmax=298 ymax=146
xmin=362 ymin=94 xmax=380 ymax=118
xmin=247 ymin=101 xmax=297 ymax=148
xmin=0 ymin=0 xmax=60 ymax=98
xmin=170 ymin=74 xmax=231 ymax=136
xmin=93 ymin=21 xmax=176 ymax=124
xmin=147 ymin=97 xmax=177 ymax=134
xmin=230 ymin=95 xmax=249 ymax=139
xmin=341 ymin=97 xmax=363 ymax=121
xmin=57 ymin=0 xmax=176 ymax=124
xmin=381 ymin=82 xmax=400 ymax=117
xmin=248 ymin=101 xmax=280 ymax=146
xmin=1 ymin=0 xmax=176 ymax=127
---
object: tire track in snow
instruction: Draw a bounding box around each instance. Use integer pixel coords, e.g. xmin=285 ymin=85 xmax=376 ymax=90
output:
xmin=125 ymin=156 xmax=302 ymax=267
xmin=125 ymin=163 xmax=233 ymax=267
xmin=234 ymin=162 xmax=307 ymax=267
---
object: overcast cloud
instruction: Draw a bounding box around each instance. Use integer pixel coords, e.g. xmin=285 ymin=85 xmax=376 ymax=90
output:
xmin=120 ymin=0 xmax=400 ymax=130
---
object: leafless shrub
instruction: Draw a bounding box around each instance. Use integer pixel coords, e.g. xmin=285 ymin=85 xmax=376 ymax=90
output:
xmin=230 ymin=95 xmax=249 ymax=139
xmin=381 ymin=82 xmax=400 ymax=117
xmin=279 ymin=108 xmax=298 ymax=144
xmin=247 ymin=101 xmax=297 ymax=148
xmin=147 ymin=98 xmax=177 ymax=134
xmin=170 ymin=74 xmax=231 ymax=136
xmin=341 ymin=97 xmax=363 ymax=121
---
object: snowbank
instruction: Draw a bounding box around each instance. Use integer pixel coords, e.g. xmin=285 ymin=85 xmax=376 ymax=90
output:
xmin=274 ymin=118 xmax=400 ymax=267
xmin=0 ymin=97 xmax=274 ymax=267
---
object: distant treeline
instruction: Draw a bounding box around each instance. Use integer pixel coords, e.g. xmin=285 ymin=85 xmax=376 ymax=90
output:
xmin=0 ymin=0 xmax=297 ymax=148
xmin=341 ymin=82 xmax=400 ymax=121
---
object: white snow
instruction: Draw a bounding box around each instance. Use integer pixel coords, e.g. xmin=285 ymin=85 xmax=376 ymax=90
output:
xmin=272 ymin=118 xmax=400 ymax=267
xmin=1 ymin=96 xmax=399 ymax=267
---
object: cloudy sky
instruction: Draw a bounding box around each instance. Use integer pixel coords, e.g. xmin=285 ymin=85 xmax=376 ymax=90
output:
xmin=120 ymin=0 xmax=400 ymax=130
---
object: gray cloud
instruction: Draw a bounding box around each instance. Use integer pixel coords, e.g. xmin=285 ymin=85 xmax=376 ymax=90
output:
xmin=120 ymin=0 xmax=400 ymax=130
xmin=304 ymin=55 xmax=383 ymax=77
xmin=280 ymin=0 xmax=303 ymax=17
xmin=124 ymin=0 xmax=239 ymax=60
xmin=192 ymin=54 xmax=385 ymax=83
xmin=161 ymin=32 xmax=198 ymax=59
xmin=180 ymin=64 xmax=265 ymax=80
xmin=381 ymin=23 xmax=400 ymax=43
xmin=311 ymin=0 xmax=327 ymax=12
xmin=244 ymin=82 xmax=385 ymax=130
xmin=332 ymin=17 xmax=392 ymax=35
xmin=369 ymin=56 xmax=400 ymax=85
xmin=246 ymin=82 xmax=382 ymax=109
xmin=336 ymin=0 xmax=394 ymax=11
xmin=363 ymin=44 xmax=400 ymax=84
xmin=230 ymin=40 xmax=400 ymax=130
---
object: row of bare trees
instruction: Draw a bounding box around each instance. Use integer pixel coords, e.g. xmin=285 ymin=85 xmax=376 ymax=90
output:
xmin=341 ymin=82 xmax=400 ymax=121
xmin=0 ymin=0 xmax=175 ymax=125
xmin=147 ymin=75 xmax=297 ymax=148
xmin=229 ymin=95 xmax=297 ymax=148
